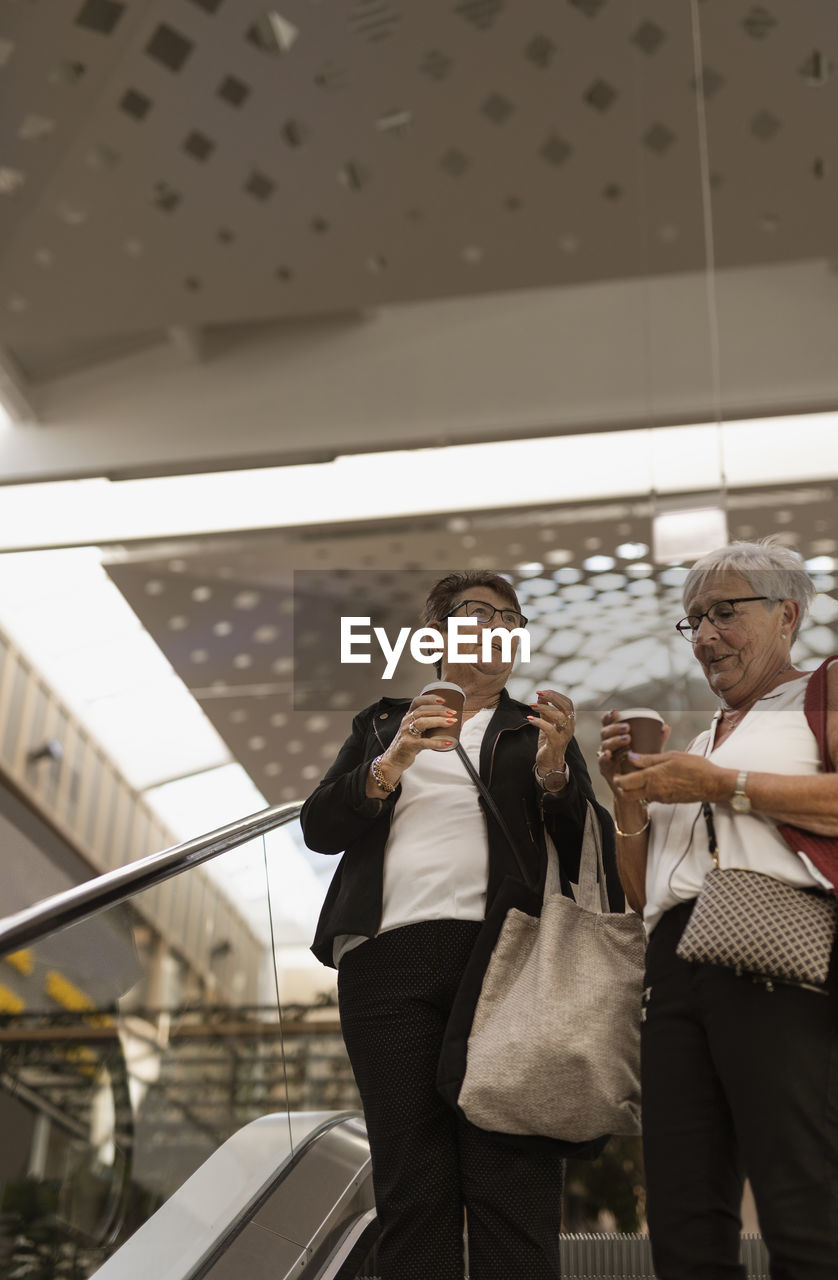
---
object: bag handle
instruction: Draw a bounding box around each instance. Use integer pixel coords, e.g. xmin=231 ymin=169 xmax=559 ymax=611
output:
xmin=455 ymin=743 xmax=537 ymax=890
xmin=575 ymin=802 xmax=611 ymax=915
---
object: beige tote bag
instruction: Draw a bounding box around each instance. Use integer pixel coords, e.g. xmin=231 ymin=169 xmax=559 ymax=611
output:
xmin=457 ymin=803 xmax=646 ymax=1142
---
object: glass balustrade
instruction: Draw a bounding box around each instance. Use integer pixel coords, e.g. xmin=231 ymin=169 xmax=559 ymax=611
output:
xmin=0 ymin=818 xmax=373 ymax=1278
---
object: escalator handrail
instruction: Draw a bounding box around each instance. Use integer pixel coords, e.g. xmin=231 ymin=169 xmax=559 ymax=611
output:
xmin=0 ymin=800 xmax=303 ymax=957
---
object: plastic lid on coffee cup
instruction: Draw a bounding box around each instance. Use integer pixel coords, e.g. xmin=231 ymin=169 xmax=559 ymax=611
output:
xmin=618 ymin=706 xmax=664 ymax=722
xmin=421 ymin=681 xmax=465 ymax=697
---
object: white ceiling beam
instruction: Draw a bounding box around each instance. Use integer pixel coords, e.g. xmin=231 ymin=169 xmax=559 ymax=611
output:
xmin=167 ymin=327 xmax=207 ymax=364
xmin=0 ymin=346 xmax=38 ymax=425
xmin=0 ymin=263 xmax=836 ymax=484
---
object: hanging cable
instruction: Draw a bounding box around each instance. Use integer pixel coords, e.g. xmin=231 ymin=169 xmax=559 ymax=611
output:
xmin=629 ymin=0 xmax=676 ymax=699
xmin=688 ymin=0 xmax=729 ymax=512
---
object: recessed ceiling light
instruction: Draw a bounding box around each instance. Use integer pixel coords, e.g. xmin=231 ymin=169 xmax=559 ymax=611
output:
xmin=652 ymin=507 xmax=728 ymax=564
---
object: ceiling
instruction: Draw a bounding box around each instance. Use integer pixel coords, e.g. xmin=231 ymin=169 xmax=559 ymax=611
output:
xmin=1 ymin=0 xmax=837 ymax=844
xmin=0 ymin=0 xmax=835 ymax=386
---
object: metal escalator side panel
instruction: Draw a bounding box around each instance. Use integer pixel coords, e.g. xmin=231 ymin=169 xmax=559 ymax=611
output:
xmin=315 ymin=1207 xmax=379 ymax=1280
xmin=90 ymin=1111 xmax=366 ymax=1280
xmin=199 ymin=1118 xmax=374 ymax=1279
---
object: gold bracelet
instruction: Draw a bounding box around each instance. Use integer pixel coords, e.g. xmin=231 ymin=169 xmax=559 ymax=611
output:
xmin=614 ymin=816 xmax=651 ymax=838
xmin=370 ymin=755 xmax=396 ymax=794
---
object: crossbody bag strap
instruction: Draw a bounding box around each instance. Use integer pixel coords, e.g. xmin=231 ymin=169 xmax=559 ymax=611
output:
xmin=701 ymin=801 xmax=721 ymax=868
xmin=454 ymin=743 xmax=536 ymax=890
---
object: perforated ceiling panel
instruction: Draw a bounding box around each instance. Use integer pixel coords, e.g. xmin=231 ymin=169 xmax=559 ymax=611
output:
xmin=1 ymin=0 xmax=835 ymax=379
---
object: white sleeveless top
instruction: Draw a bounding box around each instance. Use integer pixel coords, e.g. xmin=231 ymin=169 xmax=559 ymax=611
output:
xmin=644 ymin=674 xmax=829 ymax=935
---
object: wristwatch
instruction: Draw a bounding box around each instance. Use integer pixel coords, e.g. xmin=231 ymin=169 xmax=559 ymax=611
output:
xmin=534 ymin=760 xmax=570 ymax=790
xmin=729 ymin=770 xmax=751 ymax=813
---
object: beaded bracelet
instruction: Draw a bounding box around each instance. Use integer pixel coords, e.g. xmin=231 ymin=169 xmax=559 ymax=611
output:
xmin=370 ymin=755 xmax=396 ymax=793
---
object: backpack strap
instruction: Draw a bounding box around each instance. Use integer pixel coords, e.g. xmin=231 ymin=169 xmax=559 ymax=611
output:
xmin=802 ymin=654 xmax=836 ymax=772
xmin=777 ymin=655 xmax=838 ymax=895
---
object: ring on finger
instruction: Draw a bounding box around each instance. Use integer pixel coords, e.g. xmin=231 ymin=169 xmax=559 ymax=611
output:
xmin=408 ymin=716 xmax=421 ymax=737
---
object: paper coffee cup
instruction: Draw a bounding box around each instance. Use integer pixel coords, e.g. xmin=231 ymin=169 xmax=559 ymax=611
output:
xmin=420 ymin=681 xmax=466 ymax=749
xmin=616 ymin=707 xmax=665 ymax=771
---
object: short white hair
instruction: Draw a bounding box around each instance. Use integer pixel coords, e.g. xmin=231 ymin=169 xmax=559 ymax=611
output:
xmin=683 ymin=539 xmax=816 ymax=641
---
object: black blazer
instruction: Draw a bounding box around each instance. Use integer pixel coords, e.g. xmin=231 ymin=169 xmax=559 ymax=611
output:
xmin=302 ymin=688 xmax=623 ymax=967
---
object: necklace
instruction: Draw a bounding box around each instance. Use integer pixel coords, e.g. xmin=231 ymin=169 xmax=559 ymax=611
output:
xmin=462 ymin=694 xmax=500 ymax=720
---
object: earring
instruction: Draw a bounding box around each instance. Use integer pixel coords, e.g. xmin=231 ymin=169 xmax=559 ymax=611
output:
xmin=781 ymin=632 xmax=787 ymax=639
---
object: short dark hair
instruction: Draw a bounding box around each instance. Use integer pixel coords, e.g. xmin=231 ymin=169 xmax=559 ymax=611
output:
xmin=421 ymin=570 xmax=521 ymax=628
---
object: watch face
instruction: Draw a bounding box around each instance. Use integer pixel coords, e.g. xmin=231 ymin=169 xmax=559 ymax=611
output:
xmin=731 ymin=794 xmax=751 ymax=813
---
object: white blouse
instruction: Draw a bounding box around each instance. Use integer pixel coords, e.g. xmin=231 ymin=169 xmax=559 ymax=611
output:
xmin=333 ymin=708 xmax=492 ymax=964
xmin=644 ymin=674 xmax=828 ymax=935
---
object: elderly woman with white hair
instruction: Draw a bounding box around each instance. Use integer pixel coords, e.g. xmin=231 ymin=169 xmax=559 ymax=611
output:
xmin=598 ymin=540 xmax=838 ymax=1280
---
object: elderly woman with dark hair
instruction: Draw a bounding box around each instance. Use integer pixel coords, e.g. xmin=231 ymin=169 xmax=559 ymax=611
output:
xmin=302 ymin=569 xmax=621 ymax=1280
xmin=599 ymin=540 xmax=838 ymax=1279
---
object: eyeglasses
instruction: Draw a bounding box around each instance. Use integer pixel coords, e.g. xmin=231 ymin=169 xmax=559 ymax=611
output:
xmin=441 ymin=599 xmax=529 ymax=630
xmin=675 ymin=596 xmax=775 ymax=642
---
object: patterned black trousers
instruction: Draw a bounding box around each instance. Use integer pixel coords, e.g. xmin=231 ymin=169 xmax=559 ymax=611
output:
xmin=643 ymin=901 xmax=838 ymax=1280
xmin=338 ymin=919 xmax=565 ymax=1280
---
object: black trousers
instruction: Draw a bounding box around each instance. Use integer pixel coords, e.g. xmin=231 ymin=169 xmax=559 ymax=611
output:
xmin=338 ymin=919 xmax=565 ymax=1280
xmin=642 ymin=902 xmax=838 ymax=1280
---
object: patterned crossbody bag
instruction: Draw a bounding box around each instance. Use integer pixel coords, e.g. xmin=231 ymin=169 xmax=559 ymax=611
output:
xmin=675 ymin=803 xmax=838 ymax=992
xmin=676 ymin=656 xmax=838 ymax=993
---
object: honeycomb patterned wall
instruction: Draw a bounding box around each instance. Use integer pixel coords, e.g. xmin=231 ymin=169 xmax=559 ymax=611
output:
xmin=106 ymin=479 xmax=838 ymax=805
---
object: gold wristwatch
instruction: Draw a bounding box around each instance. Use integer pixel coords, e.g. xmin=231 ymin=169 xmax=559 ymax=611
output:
xmin=729 ymin=769 xmax=751 ymax=814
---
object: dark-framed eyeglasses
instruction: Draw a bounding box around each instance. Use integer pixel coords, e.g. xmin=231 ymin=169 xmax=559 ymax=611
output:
xmin=441 ymin=599 xmax=528 ymax=631
xmin=675 ymin=596 xmax=775 ymax=642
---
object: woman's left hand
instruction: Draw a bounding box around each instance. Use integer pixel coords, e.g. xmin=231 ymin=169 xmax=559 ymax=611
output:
xmin=614 ymin=750 xmax=725 ymax=805
xmin=528 ymin=688 xmax=575 ymax=776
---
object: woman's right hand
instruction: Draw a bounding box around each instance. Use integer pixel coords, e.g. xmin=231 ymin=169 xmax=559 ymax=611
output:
xmin=599 ymin=710 xmax=660 ymax=915
xmin=384 ymin=694 xmax=460 ymax=770
xmin=598 ymin=710 xmax=631 ymax=794
xmin=598 ymin=711 xmax=672 ymax=792
xmin=597 ymin=712 xmax=672 ymax=790
xmin=368 ymin=694 xmax=462 ymax=796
